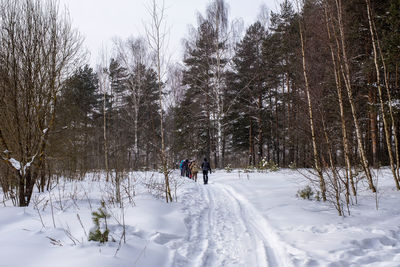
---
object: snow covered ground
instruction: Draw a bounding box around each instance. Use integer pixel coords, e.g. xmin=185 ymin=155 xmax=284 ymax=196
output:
xmin=1 ymin=168 xmax=400 ymax=266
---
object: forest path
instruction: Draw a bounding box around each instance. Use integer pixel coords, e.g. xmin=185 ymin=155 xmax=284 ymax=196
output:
xmin=171 ymin=179 xmax=288 ymax=267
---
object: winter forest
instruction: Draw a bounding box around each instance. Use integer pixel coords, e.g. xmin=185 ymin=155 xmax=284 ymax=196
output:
xmin=1 ymin=0 xmax=400 ymax=266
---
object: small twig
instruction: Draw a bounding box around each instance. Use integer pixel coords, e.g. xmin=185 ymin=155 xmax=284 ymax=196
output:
xmin=133 ymin=242 xmax=149 ymax=266
xmin=114 ymin=230 xmax=125 ymax=257
xmin=46 ymin=236 xmax=63 ymax=246
xmin=49 ymin=192 xmax=56 ymax=228
xmin=63 ymin=223 xmax=80 ymax=245
xmin=32 ymin=195 xmax=46 ymax=229
xmin=77 ymin=213 xmax=88 ymax=238
xmin=82 ymin=186 xmax=92 ymax=210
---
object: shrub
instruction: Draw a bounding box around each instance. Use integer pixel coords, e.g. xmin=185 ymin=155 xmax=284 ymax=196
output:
xmin=268 ymin=161 xmax=279 ymax=172
xmin=258 ymin=157 xmax=268 ymax=172
xmin=88 ymin=201 xmax=110 ymax=243
xmin=315 ymin=191 xmax=321 ymax=202
xmin=288 ymin=162 xmax=297 ymax=170
xmin=256 ymin=157 xmax=280 ymax=172
xmin=243 ymin=166 xmax=254 ymax=173
xmin=225 ymin=164 xmax=232 ymax=173
xmin=296 ymin=186 xmax=314 ymax=200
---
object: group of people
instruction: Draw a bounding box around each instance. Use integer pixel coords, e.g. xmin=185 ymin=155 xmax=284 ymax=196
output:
xmin=179 ymin=158 xmax=212 ymax=184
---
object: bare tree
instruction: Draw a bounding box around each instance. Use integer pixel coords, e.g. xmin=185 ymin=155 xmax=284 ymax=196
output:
xmin=114 ymin=37 xmax=151 ymax=167
xmin=97 ymin=50 xmax=110 ymax=183
xmin=296 ymin=0 xmax=326 ymax=201
xmin=207 ymin=0 xmax=229 ymax=168
xmin=0 ymin=0 xmax=83 ymax=206
xmin=323 ymin=3 xmax=356 ymax=201
xmin=332 ymin=0 xmax=376 ymax=192
xmin=365 ymin=0 xmax=399 ymax=189
xmin=144 ymin=0 xmax=172 ymax=203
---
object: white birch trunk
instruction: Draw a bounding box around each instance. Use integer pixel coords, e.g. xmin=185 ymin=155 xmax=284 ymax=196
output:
xmin=365 ymin=0 xmax=399 ymax=189
xmin=334 ymin=0 xmax=376 ymax=192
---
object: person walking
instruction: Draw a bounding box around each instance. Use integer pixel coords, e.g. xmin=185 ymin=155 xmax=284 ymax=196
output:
xmin=183 ymin=159 xmax=190 ymax=178
xmin=179 ymin=160 xmax=185 ymax=177
xmin=190 ymin=161 xmax=200 ymax=182
xmin=201 ymin=158 xmax=211 ymax=184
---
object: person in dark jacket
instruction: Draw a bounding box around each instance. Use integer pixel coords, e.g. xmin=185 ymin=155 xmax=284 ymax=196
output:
xmin=201 ymin=158 xmax=211 ymax=184
xmin=183 ymin=159 xmax=191 ymax=178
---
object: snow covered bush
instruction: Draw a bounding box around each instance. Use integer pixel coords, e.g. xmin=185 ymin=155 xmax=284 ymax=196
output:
xmin=88 ymin=201 xmax=111 ymax=243
xmin=243 ymin=166 xmax=254 ymax=173
xmin=258 ymin=157 xmax=268 ymax=172
xmin=256 ymin=157 xmax=280 ymax=172
xmin=268 ymin=161 xmax=279 ymax=172
xmin=225 ymin=164 xmax=232 ymax=173
xmin=288 ymin=162 xmax=297 ymax=170
xmin=143 ymin=173 xmax=165 ymax=199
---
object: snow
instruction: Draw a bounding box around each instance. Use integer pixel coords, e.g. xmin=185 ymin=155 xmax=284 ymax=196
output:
xmin=1 ymin=169 xmax=400 ymax=266
xmin=25 ymin=155 xmax=36 ymax=170
xmin=6 ymin=155 xmax=36 ymax=175
xmin=9 ymin=158 xmax=21 ymax=171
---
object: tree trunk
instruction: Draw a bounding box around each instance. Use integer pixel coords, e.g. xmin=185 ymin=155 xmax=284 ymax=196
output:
xmin=368 ymin=88 xmax=378 ymax=167
xmin=371 ymin=10 xmax=400 ymax=182
xmin=275 ymin=88 xmax=280 ymax=165
xmin=249 ymin=118 xmax=254 ymax=166
xmin=298 ymin=11 xmax=327 ymax=201
xmin=322 ymin=116 xmax=343 ymax=216
xmin=365 ymin=0 xmax=399 ymax=189
xmin=103 ymin=82 xmax=109 ymax=183
xmin=324 ymin=4 xmax=356 ymax=197
xmin=257 ymin=93 xmax=263 ymax=163
xmin=334 ymin=0 xmax=376 ymax=192
xmin=146 ymin=0 xmax=172 ymax=202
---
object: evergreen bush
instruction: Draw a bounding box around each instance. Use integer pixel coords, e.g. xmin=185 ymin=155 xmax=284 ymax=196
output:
xmin=288 ymin=162 xmax=297 ymax=170
xmin=88 ymin=201 xmax=110 ymax=243
xmin=296 ymin=186 xmax=314 ymax=200
xmin=268 ymin=160 xmax=279 ymax=171
xmin=225 ymin=164 xmax=232 ymax=173
xmin=243 ymin=166 xmax=254 ymax=173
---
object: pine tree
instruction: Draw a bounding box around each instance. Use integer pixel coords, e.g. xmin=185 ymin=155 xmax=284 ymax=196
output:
xmin=179 ymin=20 xmax=216 ymax=161
xmin=88 ymin=201 xmax=111 ymax=243
xmin=228 ymin=21 xmax=268 ymax=166
xmin=50 ymin=65 xmax=101 ymax=173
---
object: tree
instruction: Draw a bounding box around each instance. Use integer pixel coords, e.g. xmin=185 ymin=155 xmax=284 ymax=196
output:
xmin=180 ymin=20 xmax=216 ymax=162
xmin=297 ymin=0 xmax=326 ymax=201
xmin=365 ymin=0 xmax=399 ymax=189
xmin=50 ymin=65 xmax=100 ymax=175
xmin=0 ymin=0 xmax=83 ymax=206
xmin=114 ymin=38 xmax=150 ymax=168
xmin=229 ymin=21 xmax=268 ymax=166
xmin=267 ymin=0 xmax=301 ymax=167
xmin=206 ymin=0 xmax=230 ymax=168
xmin=145 ymin=0 xmax=173 ymax=203
xmin=327 ymin=0 xmax=376 ymax=192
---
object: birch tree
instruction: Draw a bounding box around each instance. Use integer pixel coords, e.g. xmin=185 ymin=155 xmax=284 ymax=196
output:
xmin=324 ymin=3 xmax=356 ymax=200
xmin=114 ymin=38 xmax=150 ymax=168
xmin=365 ymin=0 xmax=399 ymax=189
xmin=296 ymin=0 xmax=327 ymax=201
xmin=331 ymin=0 xmax=376 ymax=192
xmin=145 ymin=0 xmax=172 ymax=203
xmin=97 ymin=52 xmax=110 ymax=183
xmin=206 ymin=0 xmax=229 ymax=168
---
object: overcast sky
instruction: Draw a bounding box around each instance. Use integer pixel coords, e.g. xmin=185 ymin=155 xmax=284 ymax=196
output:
xmin=58 ymin=0 xmax=282 ymax=66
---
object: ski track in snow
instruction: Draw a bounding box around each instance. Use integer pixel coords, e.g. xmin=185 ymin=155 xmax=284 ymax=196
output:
xmin=171 ymin=181 xmax=290 ymax=267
